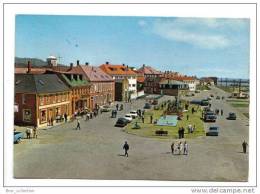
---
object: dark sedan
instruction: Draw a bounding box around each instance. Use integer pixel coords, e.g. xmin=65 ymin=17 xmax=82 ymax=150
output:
xmin=227 ymin=112 xmax=237 ymax=120
xmin=115 ymin=118 xmax=129 ymax=127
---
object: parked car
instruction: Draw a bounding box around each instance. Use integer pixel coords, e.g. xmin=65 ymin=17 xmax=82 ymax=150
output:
xmin=195 ymin=90 xmax=200 ymax=93
xmin=100 ymin=105 xmax=111 ymax=112
xmin=206 ymin=126 xmax=220 ymax=136
xmin=227 ymin=112 xmax=237 ymax=120
xmin=144 ymin=103 xmax=151 ymax=109
xmin=124 ymin=114 xmax=133 ymax=122
xmin=128 ymin=110 xmax=138 ymax=118
xmin=14 ymin=131 xmax=23 ymax=144
xmin=201 ymin=99 xmax=209 ymax=106
xmin=115 ymin=118 xmax=129 ymax=127
xmin=204 ymin=112 xmax=217 ymax=122
xmin=216 ymin=96 xmax=220 ymax=100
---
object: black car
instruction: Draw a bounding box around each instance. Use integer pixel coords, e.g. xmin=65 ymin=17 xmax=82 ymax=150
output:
xmin=144 ymin=103 xmax=151 ymax=109
xmin=227 ymin=112 xmax=237 ymax=120
xmin=115 ymin=118 xmax=129 ymax=127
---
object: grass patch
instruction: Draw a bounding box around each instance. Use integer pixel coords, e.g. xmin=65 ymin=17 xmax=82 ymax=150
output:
xmin=197 ymin=85 xmax=211 ymax=91
xmin=231 ymin=103 xmax=249 ymax=108
xmin=226 ymin=99 xmax=249 ymax=103
xmin=124 ymin=104 xmax=205 ymax=139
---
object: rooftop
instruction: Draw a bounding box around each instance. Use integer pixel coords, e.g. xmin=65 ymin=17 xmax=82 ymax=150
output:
xmin=100 ymin=64 xmax=137 ymax=76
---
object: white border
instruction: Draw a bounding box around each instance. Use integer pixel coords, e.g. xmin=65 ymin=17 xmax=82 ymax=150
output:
xmin=3 ymin=3 xmax=257 ymax=188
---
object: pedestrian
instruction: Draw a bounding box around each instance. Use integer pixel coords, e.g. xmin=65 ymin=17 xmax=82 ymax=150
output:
xmin=116 ymin=104 xmax=119 ymax=111
xmin=29 ymin=128 xmax=33 ymax=139
xmin=142 ymin=116 xmax=145 ymax=123
xmin=181 ymin=127 xmax=185 ymax=138
xmin=171 ymin=142 xmax=175 ymax=154
xmin=186 ymin=114 xmax=189 ymax=120
xmin=64 ymin=113 xmax=67 ymax=122
xmin=150 ymin=115 xmax=153 ymax=124
xmin=184 ymin=141 xmax=188 ymax=155
xmin=193 ymin=125 xmax=196 ymax=132
xmin=51 ymin=117 xmax=54 ymax=126
xmin=209 ymin=103 xmax=211 ymax=108
xmin=178 ymin=127 xmax=182 ymax=139
xmin=192 ymin=107 xmax=194 ymax=114
xmin=177 ymin=142 xmax=182 ymax=155
xmin=76 ymin=119 xmax=81 ymax=130
xmin=123 ymin=141 xmax=129 ymax=157
xmin=33 ymin=126 xmax=38 ymax=139
xmin=242 ymin=140 xmax=248 ymax=154
xmin=221 ymin=109 xmax=223 ymax=116
xmin=26 ymin=128 xmax=30 ymax=139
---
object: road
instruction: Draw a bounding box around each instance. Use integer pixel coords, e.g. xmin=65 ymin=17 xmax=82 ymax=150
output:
xmin=14 ymin=87 xmax=249 ymax=181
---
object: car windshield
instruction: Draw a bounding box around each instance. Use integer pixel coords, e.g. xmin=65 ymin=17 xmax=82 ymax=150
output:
xmin=125 ymin=115 xmax=131 ymax=117
xmin=209 ymin=127 xmax=218 ymax=131
xmin=130 ymin=111 xmax=136 ymax=114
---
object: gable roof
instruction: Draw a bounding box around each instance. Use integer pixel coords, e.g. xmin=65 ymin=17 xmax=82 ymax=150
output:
xmin=100 ymin=64 xmax=137 ymax=76
xmin=15 ymin=67 xmax=48 ymax=74
xmin=137 ymin=65 xmax=162 ymax=75
xmin=15 ymin=74 xmax=70 ymax=94
xmin=79 ymin=65 xmax=114 ymax=82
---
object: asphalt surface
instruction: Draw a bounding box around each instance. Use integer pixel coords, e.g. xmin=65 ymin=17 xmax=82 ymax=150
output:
xmin=14 ymin=87 xmax=249 ymax=181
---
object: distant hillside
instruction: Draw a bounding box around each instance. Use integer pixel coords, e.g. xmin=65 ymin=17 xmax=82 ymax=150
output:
xmin=15 ymin=57 xmax=48 ymax=67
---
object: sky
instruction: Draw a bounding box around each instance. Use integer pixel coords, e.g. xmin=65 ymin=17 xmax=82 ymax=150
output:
xmin=15 ymin=15 xmax=250 ymax=79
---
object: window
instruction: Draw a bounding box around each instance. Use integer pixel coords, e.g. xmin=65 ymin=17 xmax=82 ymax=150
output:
xmin=40 ymin=109 xmax=47 ymax=123
xmin=23 ymin=109 xmax=32 ymax=122
xmin=132 ymin=84 xmax=136 ymax=87
xmin=40 ymin=96 xmax=44 ymax=106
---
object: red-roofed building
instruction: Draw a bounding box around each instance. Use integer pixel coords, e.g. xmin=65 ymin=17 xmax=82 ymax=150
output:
xmin=137 ymin=64 xmax=162 ymax=94
xmin=100 ymin=62 xmax=137 ymax=102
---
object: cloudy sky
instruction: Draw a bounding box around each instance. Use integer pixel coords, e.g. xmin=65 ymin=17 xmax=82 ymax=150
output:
xmin=15 ymin=15 xmax=250 ymax=78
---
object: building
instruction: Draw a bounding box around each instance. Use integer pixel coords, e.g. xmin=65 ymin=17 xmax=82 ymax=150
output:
xmin=137 ymin=64 xmax=162 ymax=95
xmin=99 ymin=62 xmax=137 ymax=101
xmin=15 ymin=74 xmax=71 ymax=127
xmin=200 ymin=77 xmax=215 ymax=86
xmin=163 ymin=71 xmax=197 ymax=91
xmin=159 ymin=79 xmax=189 ymax=96
xmin=46 ymin=67 xmax=92 ymax=114
xmin=78 ymin=62 xmax=115 ymax=109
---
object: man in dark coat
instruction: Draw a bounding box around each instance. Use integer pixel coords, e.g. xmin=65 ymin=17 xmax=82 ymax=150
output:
xmin=123 ymin=141 xmax=129 ymax=157
xmin=242 ymin=140 xmax=248 ymax=154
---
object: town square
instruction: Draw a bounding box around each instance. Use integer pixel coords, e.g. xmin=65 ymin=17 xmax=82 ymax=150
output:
xmin=13 ymin=15 xmax=250 ymax=182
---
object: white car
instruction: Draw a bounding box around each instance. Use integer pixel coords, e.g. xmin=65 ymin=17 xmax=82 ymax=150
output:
xmin=128 ymin=111 xmax=138 ymax=118
xmin=124 ymin=114 xmax=133 ymax=122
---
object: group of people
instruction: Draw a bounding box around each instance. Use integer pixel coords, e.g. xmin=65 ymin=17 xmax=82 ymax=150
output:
xmin=26 ymin=126 xmax=38 ymax=139
xmin=116 ymin=104 xmax=124 ymax=111
xmin=171 ymin=141 xmax=188 ymax=155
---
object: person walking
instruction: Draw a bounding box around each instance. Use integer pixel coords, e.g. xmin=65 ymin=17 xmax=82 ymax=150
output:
xmin=181 ymin=127 xmax=185 ymax=138
xmin=116 ymin=104 xmax=119 ymax=111
xmin=178 ymin=127 xmax=182 ymax=139
xmin=76 ymin=119 xmax=81 ymax=130
xmin=184 ymin=141 xmax=188 ymax=155
xmin=221 ymin=109 xmax=223 ymax=116
xmin=242 ymin=140 xmax=248 ymax=154
xmin=150 ymin=115 xmax=153 ymax=124
xmin=26 ymin=128 xmax=30 ymax=139
xmin=33 ymin=126 xmax=38 ymax=139
xmin=171 ymin=142 xmax=175 ymax=154
xmin=186 ymin=114 xmax=189 ymax=120
xmin=123 ymin=141 xmax=129 ymax=157
xmin=64 ymin=113 xmax=67 ymax=122
xmin=29 ymin=128 xmax=33 ymax=139
xmin=142 ymin=116 xmax=145 ymax=123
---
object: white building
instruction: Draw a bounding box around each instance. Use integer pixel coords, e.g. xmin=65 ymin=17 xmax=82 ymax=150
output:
xmin=99 ymin=63 xmax=138 ymax=100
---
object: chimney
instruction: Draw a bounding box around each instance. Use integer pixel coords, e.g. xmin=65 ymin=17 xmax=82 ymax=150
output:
xmin=76 ymin=60 xmax=80 ymax=66
xmin=85 ymin=62 xmax=89 ymax=66
xmin=143 ymin=64 xmax=145 ymax=68
xmin=69 ymin=63 xmax=73 ymax=70
xmin=106 ymin=61 xmax=109 ymax=65
xmin=27 ymin=61 xmax=31 ymax=73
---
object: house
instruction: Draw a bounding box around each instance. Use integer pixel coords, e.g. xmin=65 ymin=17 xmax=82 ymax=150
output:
xmin=159 ymin=79 xmax=189 ymax=96
xmin=200 ymin=77 xmax=215 ymax=86
xmin=99 ymin=62 xmax=137 ymax=101
xmin=163 ymin=71 xmax=197 ymax=91
xmin=137 ymin=64 xmax=162 ymax=95
xmin=78 ymin=62 xmax=115 ymax=109
xmin=46 ymin=66 xmax=92 ymax=114
xmin=14 ymin=74 xmax=71 ymax=127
